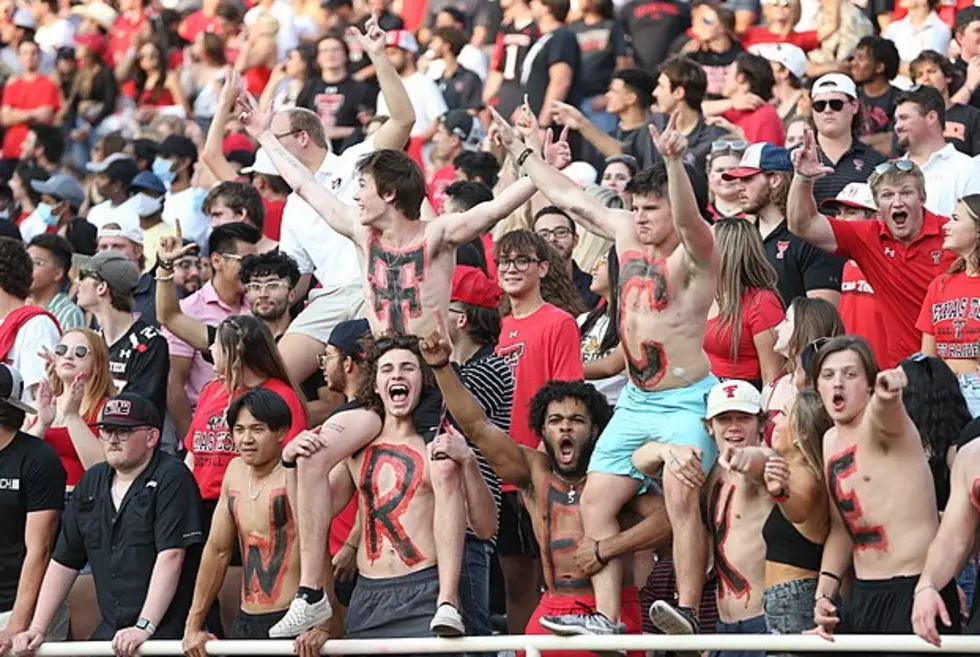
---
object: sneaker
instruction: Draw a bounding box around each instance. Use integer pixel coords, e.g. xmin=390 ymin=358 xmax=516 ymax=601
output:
xmin=430 ymin=603 xmax=465 ymax=637
xmin=647 ymin=601 xmax=699 ymax=657
xmin=539 ymin=612 xmax=626 ymax=636
xmin=268 ymin=594 xmax=333 ymax=638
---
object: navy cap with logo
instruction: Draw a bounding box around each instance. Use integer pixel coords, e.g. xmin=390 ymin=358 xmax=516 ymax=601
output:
xmin=0 ymin=364 xmax=36 ymax=414
xmin=96 ymin=392 xmax=161 ymax=430
xmin=327 ymin=318 xmax=370 ymax=359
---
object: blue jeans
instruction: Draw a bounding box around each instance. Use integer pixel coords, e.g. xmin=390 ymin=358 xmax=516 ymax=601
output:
xmin=459 ymin=537 xmax=493 ymax=655
xmin=709 ymin=614 xmax=767 ymax=657
xmin=959 ymin=372 xmax=980 ymax=418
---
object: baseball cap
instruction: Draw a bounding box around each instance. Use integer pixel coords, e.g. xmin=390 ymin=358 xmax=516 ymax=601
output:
xmin=811 ymin=73 xmax=858 ymax=100
xmin=71 ymin=1 xmax=117 ymax=30
xmin=56 ymin=46 xmax=75 ymax=61
xmin=327 ymin=319 xmax=371 ymax=359
xmin=751 ymin=43 xmax=807 ymax=80
xmin=385 ymin=29 xmax=419 ymax=54
xmin=158 ymin=135 xmax=198 ymax=160
xmin=442 ymin=110 xmax=484 ymax=152
xmin=223 ymin=132 xmax=256 ymax=156
xmin=722 ymin=143 xmax=793 ymax=180
xmin=74 ymin=31 xmax=109 ymax=61
xmin=241 ymin=148 xmax=278 ymax=176
xmin=104 ymin=158 xmax=140 ymax=187
xmin=86 ymin=152 xmax=132 ymax=173
xmin=562 ymin=161 xmax=598 ymax=187
xmin=11 ymin=8 xmax=36 ymax=30
xmin=99 ymin=222 xmax=144 ymax=245
xmin=0 ymin=364 xmax=36 ymax=414
xmin=96 ymin=392 xmax=162 ymax=430
xmin=129 ymin=171 xmax=167 ymax=195
xmin=705 ymin=380 xmax=762 ymax=419
xmin=31 ymin=174 xmax=85 ymax=208
xmin=821 ymin=182 xmax=877 ymax=213
xmin=451 ymin=265 xmax=502 ymax=309
xmin=72 ymin=251 xmax=141 ymax=294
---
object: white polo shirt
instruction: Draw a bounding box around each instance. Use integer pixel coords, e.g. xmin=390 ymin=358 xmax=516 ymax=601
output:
xmin=884 ymin=11 xmax=951 ymax=88
xmin=905 ymin=143 xmax=980 ymax=217
xmin=278 ymin=137 xmax=375 ymax=290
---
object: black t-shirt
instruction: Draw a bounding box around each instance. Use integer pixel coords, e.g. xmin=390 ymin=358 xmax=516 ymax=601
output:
xmin=951 ymin=58 xmax=980 ymax=110
xmin=490 ymin=20 xmax=539 ymax=121
xmin=626 ymin=112 xmax=727 ymax=172
xmin=438 ymin=66 xmax=484 ymax=111
xmin=858 ymin=85 xmax=901 ymax=137
xmin=622 ymin=0 xmax=691 ymax=75
xmin=66 ymin=216 xmax=97 ymax=256
xmin=0 ymin=432 xmax=65 ymax=612
xmin=945 ymin=103 xmax=980 ymax=156
xmin=524 ymin=26 xmax=582 ymax=120
xmin=104 ymin=319 xmax=170 ymax=414
xmin=52 ymin=451 xmax=203 ymax=637
xmin=568 ymin=18 xmax=629 ymax=99
xmin=297 ymin=77 xmax=371 ymax=153
xmin=687 ymin=42 xmax=743 ymax=100
xmin=760 ymin=219 xmax=845 ymax=305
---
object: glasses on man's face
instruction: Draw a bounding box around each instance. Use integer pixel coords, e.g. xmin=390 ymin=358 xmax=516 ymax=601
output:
xmin=711 ymin=139 xmax=749 ymax=153
xmin=316 ymin=352 xmax=335 ymax=369
xmin=174 ymin=258 xmax=199 ymax=270
xmin=99 ymin=426 xmax=149 ymax=442
xmin=54 ymin=343 xmax=89 ymax=359
xmin=244 ymin=280 xmax=290 ymax=295
xmin=536 ymin=227 xmax=572 ymax=240
xmin=273 ymin=129 xmax=303 ymax=140
xmin=498 ymin=256 xmax=540 ymax=272
xmin=813 ymin=99 xmax=846 ymax=114
xmin=874 ymin=159 xmax=916 ymax=176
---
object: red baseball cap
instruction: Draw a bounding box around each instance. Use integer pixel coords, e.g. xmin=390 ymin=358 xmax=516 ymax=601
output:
xmin=223 ymin=132 xmax=256 ymax=156
xmin=451 ymin=266 xmax=502 ymax=310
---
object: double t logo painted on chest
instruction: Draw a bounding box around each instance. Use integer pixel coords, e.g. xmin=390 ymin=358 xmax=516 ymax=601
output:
xmin=367 ymin=237 xmax=427 ymax=334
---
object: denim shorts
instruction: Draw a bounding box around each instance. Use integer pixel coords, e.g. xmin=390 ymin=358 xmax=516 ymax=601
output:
xmin=959 ymin=372 xmax=980 ymax=418
xmin=764 ymin=577 xmax=818 ymax=657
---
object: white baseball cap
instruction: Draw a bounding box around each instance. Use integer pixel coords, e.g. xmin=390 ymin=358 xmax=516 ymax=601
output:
xmin=98 ymin=221 xmax=144 ymax=246
xmin=821 ymin=182 xmax=877 ymax=213
xmin=751 ymin=43 xmax=808 ymax=80
xmin=811 ymin=73 xmax=858 ymax=100
xmin=706 ymin=380 xmax=762 ymax=419
xmin=241 ymin=148 xmax=278 ymax=176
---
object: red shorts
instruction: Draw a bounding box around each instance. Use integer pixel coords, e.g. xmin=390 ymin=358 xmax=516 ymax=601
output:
xmin=521 ymin=587 xmax=643 ymax=657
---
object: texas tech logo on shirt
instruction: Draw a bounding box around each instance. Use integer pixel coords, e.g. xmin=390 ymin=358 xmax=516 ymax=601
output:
xmin=884 ymin=247 xmax=896 ymax=258
xmin=776 ymin=241 xmax=790 ymax=260
xmin=932 ymin=251 xmax=943 ymax=265
xmin=497 ymin=342 xmax=526 ymax=373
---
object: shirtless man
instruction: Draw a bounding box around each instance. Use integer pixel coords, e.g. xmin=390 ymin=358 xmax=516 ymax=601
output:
xmin=912 ymin=438 xmax=980 ymax=645
xmin=810 ymin=335 xmax=959 ymax=647
xmin=324 ymin=335 xmax=493 ymax=649
xmin=490 ymin=108 xmax=720 ymax=636
xmin=634 ymin=380 xmax=773 ymax=657
xmin=419 ymin=325 xmax=670 ymax=654
xmin=238 ymin=91 xmax=569 ymax=636
xmin=181 ymin=388 xmax=314 ymax=652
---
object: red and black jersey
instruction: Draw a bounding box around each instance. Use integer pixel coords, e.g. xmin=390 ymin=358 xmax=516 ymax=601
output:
xmin=489 ymin=19 xmax=538 ymax=122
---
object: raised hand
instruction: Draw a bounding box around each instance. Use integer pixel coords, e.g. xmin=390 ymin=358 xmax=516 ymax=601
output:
xmin=34 ymin=378 xmax=55 ymax=428
xmin=649 ymin=111 xmax=688 ymax=161
xmin=791 ymin=128 xmax=834 ymax=180
xmin=542 ymin=125 xmax=571 ymax=170
xmin=428 ymin=426 xmax=474 ymax=466
xmin=218 ymin=67 xmax=241 ymax=110
xmin=550 ymin=100 xmax=584 ymax=131
xmin=875 ymin=367 xmax=908 ymax=402
xmin=487 ymin=106 xmax=525 ymax=156
xmin=157 ymin=219 xmax=197 ymax=269
xmin=763 ymin=456 xmax=791 ymax=497
xmin=419 ymin=317 xmax=454 ymax=368
xmin=348 ymin=13 xmax=386 ymax=58
xmin=63 ymin=372 xmax=87 ymax=417
xmin=236 ymin=89 xmax=273 ymax=138
xmin=514 ymin=97 xmax=541 ymax=148
xmin=719 ymin=446 xmax=753 ymax=474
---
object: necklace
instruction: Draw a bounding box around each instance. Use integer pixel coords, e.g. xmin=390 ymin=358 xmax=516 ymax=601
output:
xmin=553 ymin=473 xmax=587 ymax=504
xmin=247 ymin=464 xmax=281 ymax=501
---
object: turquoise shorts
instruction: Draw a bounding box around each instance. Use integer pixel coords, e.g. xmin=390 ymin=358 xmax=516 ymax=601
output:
xmin=588 ymin=376 xmax=719 ymax=491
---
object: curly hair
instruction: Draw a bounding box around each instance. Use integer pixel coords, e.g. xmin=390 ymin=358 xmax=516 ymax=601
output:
xmin=529 ymin=380 xmax=613 ymax=437
xmin=239 ymin=251 xmax=301 ymax=287
xmin=355 ymin=333 xmax=434 ymax=415
xmin=0 ymin=238 xmax=34 ymax=300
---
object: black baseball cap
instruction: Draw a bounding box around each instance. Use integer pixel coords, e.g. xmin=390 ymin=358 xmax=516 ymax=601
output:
xmin=327 ymin=319 xmax=370 ymax=359
xmin=0 ymin=364 xmax=36 ymax=413
xmin=158 ymin=135 xmax=198 ymax=161
xmin=96 ymin=392 xmax=162 ymax=430
xmin=104 ymin=158 xmax=140 ymax=186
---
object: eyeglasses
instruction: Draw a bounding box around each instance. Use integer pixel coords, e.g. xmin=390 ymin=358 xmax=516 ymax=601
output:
xmin=54 ymin=343 xmax=89 ymax=358
xmin=498 ymin=256 xmax=540 ymax=272
xmin=317 ymin=352 xmax=338 ymax=369
xmin=244 ymin=280 xmax=290 ymax=295
xmin=813 ymin=99 xmax=846 ymax=113
xmin=536 ymin=227 xmax=572 ymax=240
xmin=273 ymin=129 xmax=303 ymax=140
xmin=98 ymin=426 xmax=150 ymax=441
xmin=174 ymin=258 xmax=199 ymax=270
xmin=874 ymin=159 xmax=916 ymax=175
xmin=711 ymin=139 xmax=749 ymax=153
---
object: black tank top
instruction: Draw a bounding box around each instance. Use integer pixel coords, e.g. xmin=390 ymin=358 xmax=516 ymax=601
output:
xmin=762 ymin=505 xmax=823 ymax=572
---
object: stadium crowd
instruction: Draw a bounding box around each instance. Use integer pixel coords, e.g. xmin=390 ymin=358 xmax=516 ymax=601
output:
xmin=0 ymin=0 xmax=978 ymax=654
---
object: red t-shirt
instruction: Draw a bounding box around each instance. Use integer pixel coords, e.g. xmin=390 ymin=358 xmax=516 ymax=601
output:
xmin=829 ymin=211 xmax=955 ymax=366
xmin=1 ymin=75 xmax=61 ymax=160
xmin=916 ymin=271 xmax=980 ymax=360
xmin=840 ymin=260 xmax=892 ymax=367
xmin=43 ymin=400 xmax=107 ymax=487
xmin=184 ymin=377 xmax=305 ymax=500
xmin=427 ymin=164 xmax=456 ymax=215
xmin=263 ymin=198 xmax=285 ymax=241
xmin=243 ymin=66 xmax=272 ymax=98
xmin=178 ymin=10 xmax=222 ymax=43
xmin=496 ymin=303 xmax=584 ymax=490
xmin=329 ymin=496 xmax=358 ymax=556
xmin=109 ymin=12 xmax=145 ymax=63
xmin=704 ymin=288 xmax=784 ymax=381
xmin=722 ymin=104 xmax=785 ymax=146
xmin=740 ymin=27 xmax=821 ymax=51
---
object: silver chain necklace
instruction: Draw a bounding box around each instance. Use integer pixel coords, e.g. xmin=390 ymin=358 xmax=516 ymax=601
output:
xmin=247 ymin=464 xmax=281 ymax=501
xmin=553 ymin=473 xmax=587 ymax=504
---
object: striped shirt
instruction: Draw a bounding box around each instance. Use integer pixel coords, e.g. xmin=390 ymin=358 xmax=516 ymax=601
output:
xmin=45 ymin=293 xmax=83 ymax=331
xmin=458 ymin=344 xmax=515 ymax=547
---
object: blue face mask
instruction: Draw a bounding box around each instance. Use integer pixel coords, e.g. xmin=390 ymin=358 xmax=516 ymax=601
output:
xmin=152 ymin=157 xmax=176 ymax=185
xmin=36 ymin=202 xmax=57 ymax=226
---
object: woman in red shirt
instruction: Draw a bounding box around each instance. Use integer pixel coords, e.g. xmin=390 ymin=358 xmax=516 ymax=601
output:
xmin=704 ymin=218 xmax=786 ymax=390
xmin=133 ymin=41 xmax=191 ymax=122
xmin=917 ymin=194 xmax=980 ymax=417
xmin=740 ymin=0 xmax=839 ymax=52
xmin=28 ymin=328 xmax=115 ymax=488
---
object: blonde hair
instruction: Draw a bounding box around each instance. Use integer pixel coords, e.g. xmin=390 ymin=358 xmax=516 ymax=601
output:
xmin=52 ymin=328 xmax=117 ymax=421
xmin=788 ymin=388 xmax=832 ymax=480
xmin=868 ymin=165 xmax=927 ymax=202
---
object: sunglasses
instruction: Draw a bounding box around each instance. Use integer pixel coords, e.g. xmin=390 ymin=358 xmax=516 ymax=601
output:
xmin=874 ymin=159 xmax=916 ymax=175
xmin=712 ymin=139 xmax=749 ymax=152
xmin=813 ymin=99 xmax=846 ymax=113
xmin=54 ymin=343 xmax=89 ymax=358
xmin=800 ymin=336 xmax=832 ymax=380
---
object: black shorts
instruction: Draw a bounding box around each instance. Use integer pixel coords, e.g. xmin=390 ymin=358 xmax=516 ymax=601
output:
xmin=202 ymin=498 xmax=242 ymax=566
xmin=335 ymin=575 xmax=357 ymax=607
xmin=496 ymin=491 xmax=538 ymax=558
xmin=230 ymin=609 xmax=288 ymax=639
xmin=840 ymin=575 xmax=960 ymax=655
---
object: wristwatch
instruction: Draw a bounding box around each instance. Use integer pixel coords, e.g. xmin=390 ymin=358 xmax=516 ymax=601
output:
xmin=135 ymin=617 xmax=156 ymax=636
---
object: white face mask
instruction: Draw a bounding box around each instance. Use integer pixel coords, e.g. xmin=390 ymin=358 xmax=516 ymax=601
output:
xmin=133 ymin=192 xmax=163 ymax=218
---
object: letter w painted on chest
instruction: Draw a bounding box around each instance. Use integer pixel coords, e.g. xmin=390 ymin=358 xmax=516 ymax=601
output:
xmin=359 ymin=444 xmax=426 ymax=566
xmin=230 ymin=489 xmax=296 ymax=605
xmin=827 ymin=444 xmax=887 ymax=552
xmin=367 ymin=238 xmax=427 ymax=334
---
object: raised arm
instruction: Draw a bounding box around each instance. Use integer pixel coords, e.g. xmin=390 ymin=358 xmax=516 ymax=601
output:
xmin=650 ymin=114 xmax=719 ymax=270
xmin=868 ymin=367 xmax=919 ymax=449
xmin=787 ymin=129 xmax=840 ymax=253
xmin=157 ymin=225 xmax=209 ymax=350
xmin=200 ymin=69 xmax=244 ymax=183
xmin=352 ymin=18 xmax=415 ymax=151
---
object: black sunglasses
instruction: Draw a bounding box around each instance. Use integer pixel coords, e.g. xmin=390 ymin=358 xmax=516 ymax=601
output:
xmin=813 ymin=99 xmax=846 ymax=113
xmin=801 ymin=337 xmax=832 ymax=380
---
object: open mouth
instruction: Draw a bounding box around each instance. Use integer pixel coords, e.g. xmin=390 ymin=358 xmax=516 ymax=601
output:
xmin=891 ymin=211 xmax=908 ymax=228
xmin=557 ymin=438 xmax=576 ymax=466
xmin=832 ymin=392 xmax=846 ymax=412
xmin=388 ymin=383 xmax=409 ymax=402
xmin=726 ymin=434 xmax=745 ymax=444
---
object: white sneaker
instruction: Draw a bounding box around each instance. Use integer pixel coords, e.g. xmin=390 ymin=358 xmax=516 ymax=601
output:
xmin=430 ymin=603 xmax=465 ymax=637
xmin=268 ymin=594 xmax=333 ymax=638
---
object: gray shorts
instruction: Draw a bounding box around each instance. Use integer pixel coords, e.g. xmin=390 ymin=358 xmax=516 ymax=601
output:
xmin=347 ymin=566 xmax=458 ymax=656
xmin=286 ymin=283 xmax=364 ymax=345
